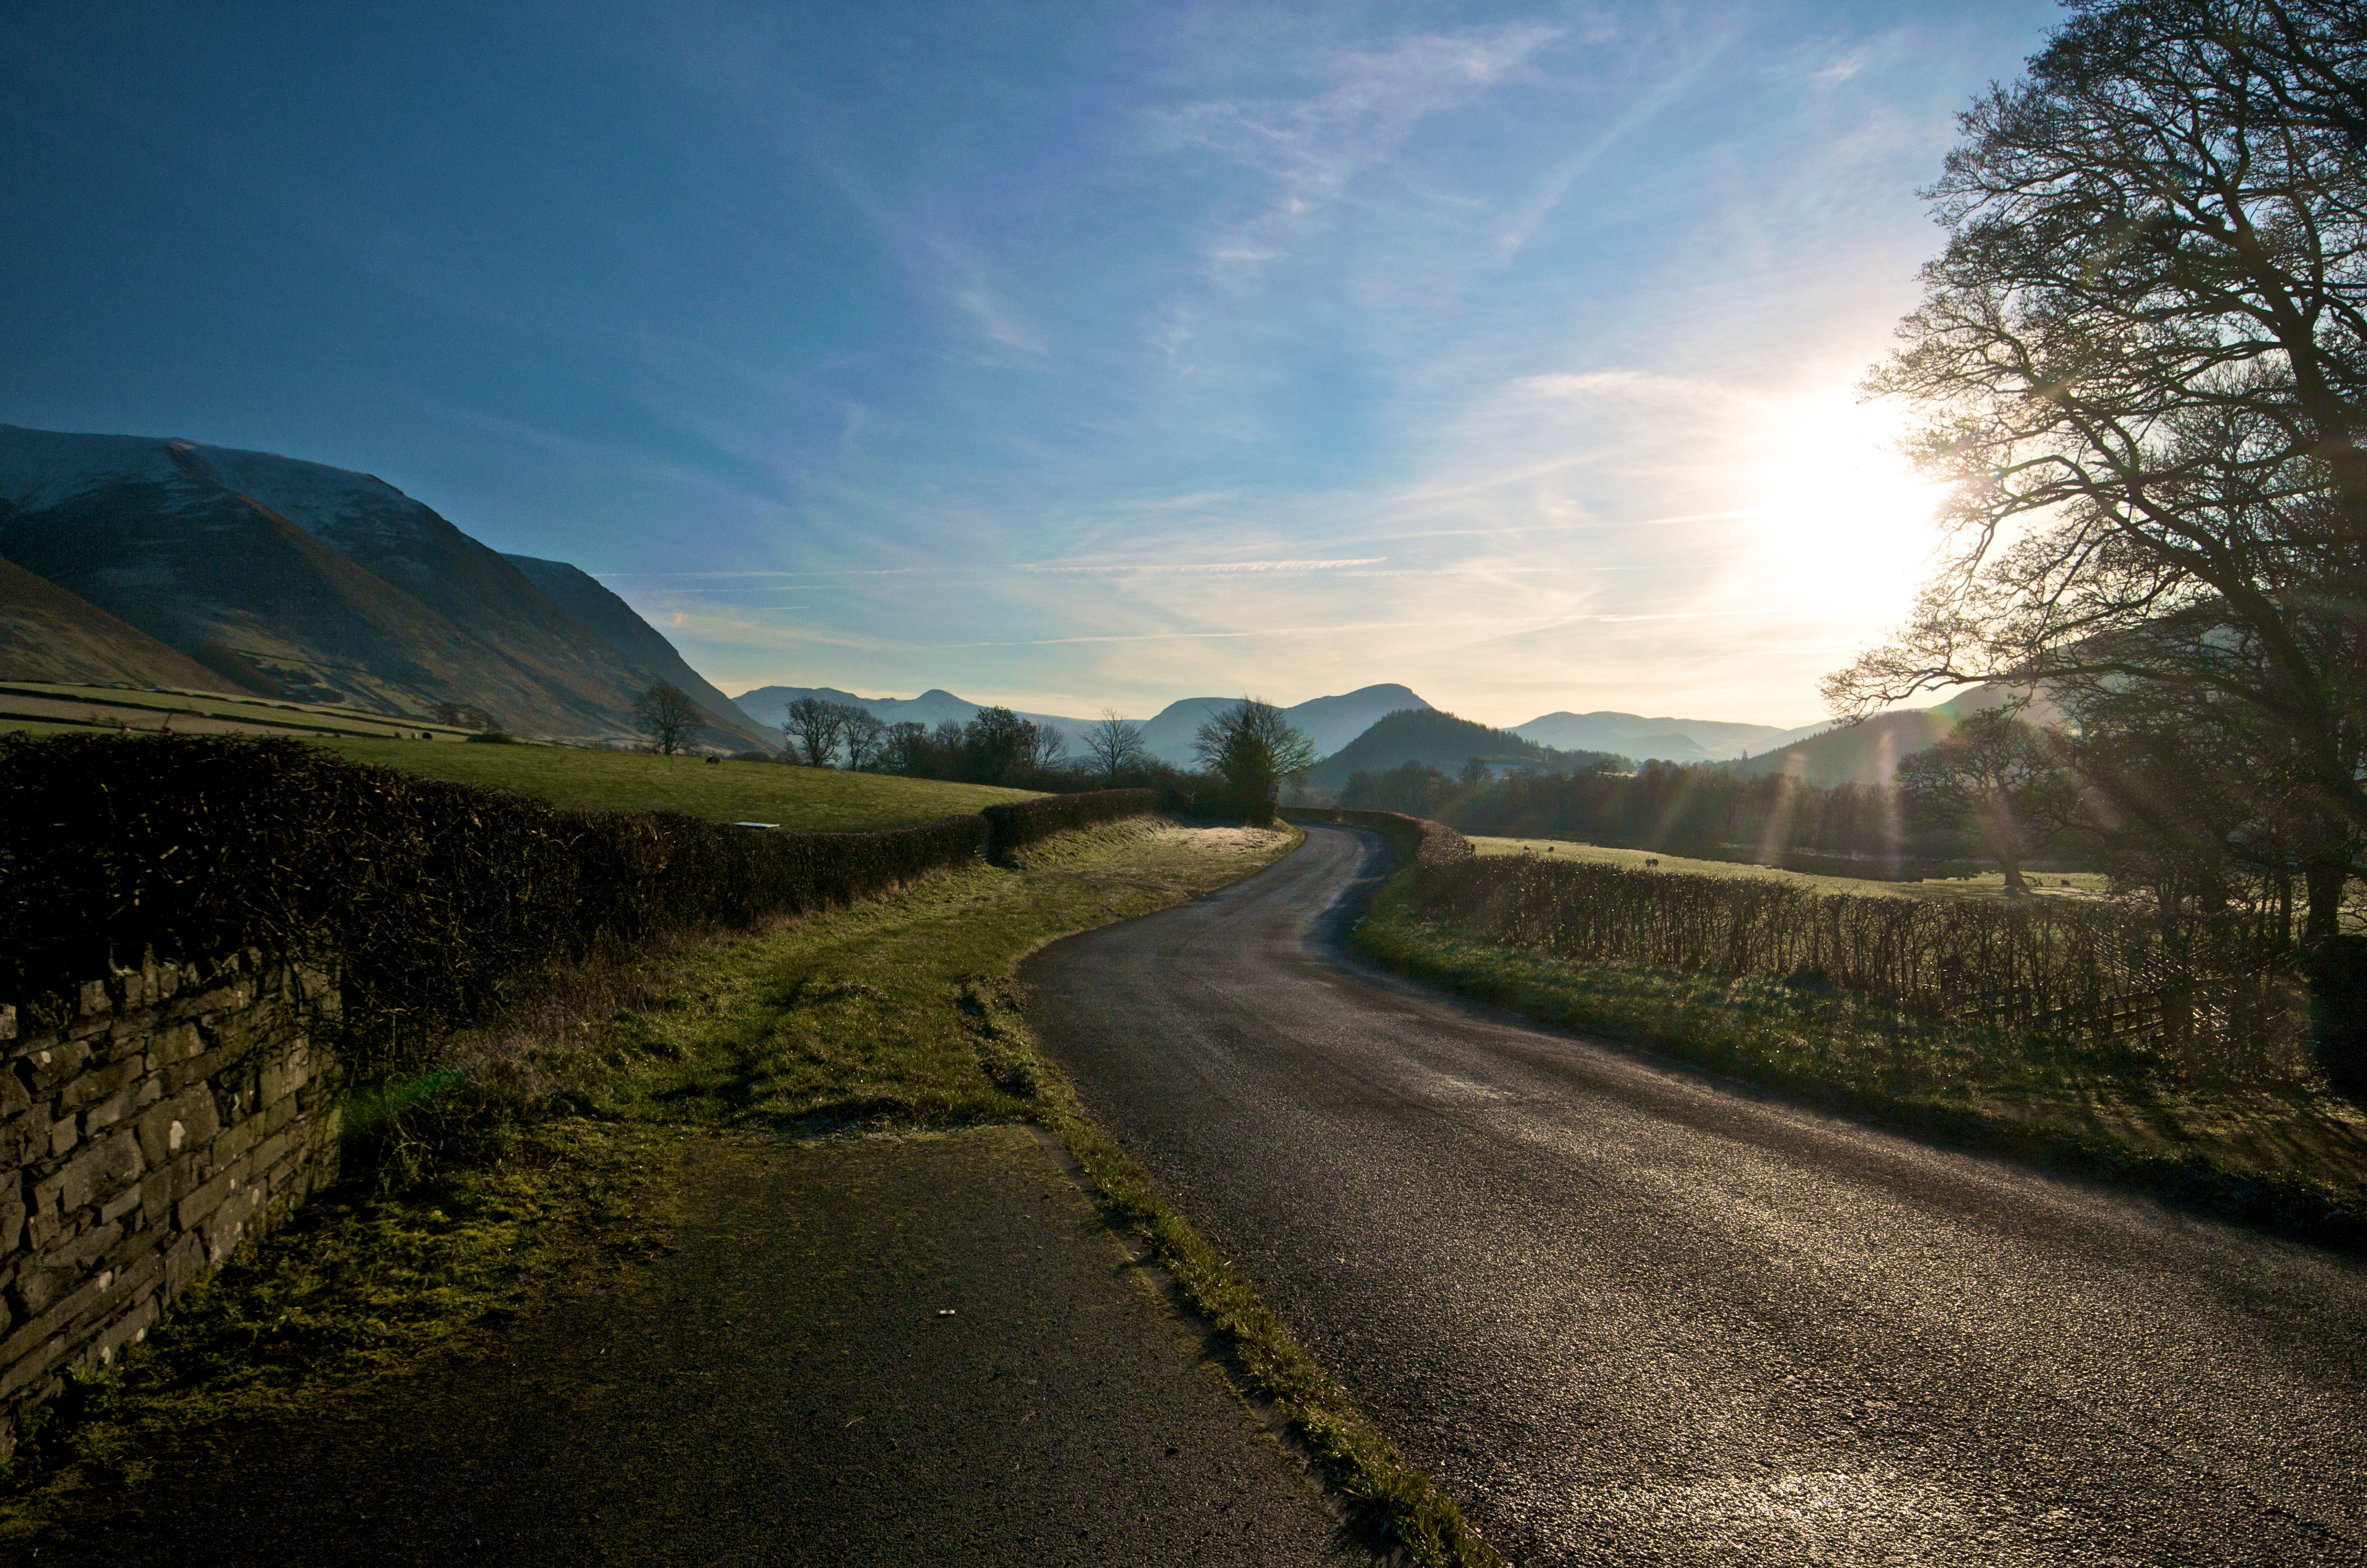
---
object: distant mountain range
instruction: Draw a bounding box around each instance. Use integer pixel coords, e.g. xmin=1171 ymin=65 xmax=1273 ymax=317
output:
xmin=1510 ymin=710 xmax=1831 ymax=763
xmin=0 ymin=424 xmax=771 ymax=749
xmin=1726 ymin=687 xmax=2043 ymax=786
xmin=0 ymin=419 xmax=1980 ymax=777
xmin=732 ymin=682 xmax=1434 ymax=766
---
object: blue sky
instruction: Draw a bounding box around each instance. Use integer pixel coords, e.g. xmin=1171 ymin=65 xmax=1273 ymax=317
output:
xmin=2 ymin=0 xmax=2061 ymax=727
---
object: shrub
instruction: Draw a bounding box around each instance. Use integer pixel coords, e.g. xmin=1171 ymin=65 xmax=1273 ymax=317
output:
xmin=1391 ymin=854 xmax=2305 ymax=1079
xmin=980 ymin=789 xmax=1157 ymax=858
xmin=0 ymin=733 xmax=984 ymax=1083
xmin=1280 ymin=806 xmax=1471 ymax=868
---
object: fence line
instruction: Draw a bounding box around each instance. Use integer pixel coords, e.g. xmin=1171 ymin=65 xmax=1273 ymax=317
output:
xmin=1396 ymin=857 xmax=2305 ymax=1074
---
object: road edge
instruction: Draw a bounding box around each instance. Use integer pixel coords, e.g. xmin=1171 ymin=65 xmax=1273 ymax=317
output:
xmin=995 ymin=827 xmax=1505 ymax=1568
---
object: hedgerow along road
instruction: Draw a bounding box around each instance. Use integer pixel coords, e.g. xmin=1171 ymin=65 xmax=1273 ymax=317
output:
xmin=1022 ymin=825 xmax=2367 ymax=1567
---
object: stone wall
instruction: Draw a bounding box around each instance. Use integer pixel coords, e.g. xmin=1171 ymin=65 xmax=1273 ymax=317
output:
xmin=0 ymin=951 xmax=342 ymax=1457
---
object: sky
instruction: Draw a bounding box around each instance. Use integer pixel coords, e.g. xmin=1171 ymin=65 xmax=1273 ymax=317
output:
xmin=1 ymin=0 xmax=2064 ymax=729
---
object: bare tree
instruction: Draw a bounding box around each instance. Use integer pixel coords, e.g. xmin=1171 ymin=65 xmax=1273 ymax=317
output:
xmin=1193 ymin=697 xmax=1317 ymax=826
xmin=783 ymin=696 xmax=845 ymax=767
xmin=838 ymin=705 xmax=890 ymax=771
xmin=1084 ymin=710 xmax=1151 ymax=786
xmin=1826 ymin=0 xmax=2367 ymax=887
xmin=632 ymin=683 xmax=704 ymax=755
xmin=1024 ymin=721 xmax=1070 ymax=774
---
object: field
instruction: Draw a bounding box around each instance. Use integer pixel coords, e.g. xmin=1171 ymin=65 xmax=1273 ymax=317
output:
xmin=1469 ymin=835 xmax=2111 ymax=904
xmin=0 ymin=682 xmax=477 ymax=742
xmin=317 ymin=737 xmax=1036 ymax=827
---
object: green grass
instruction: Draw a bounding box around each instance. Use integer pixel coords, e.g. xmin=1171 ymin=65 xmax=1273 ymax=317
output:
xmin=523 ymin=819 xmax=1289 ymax=1130
xmin=9 ymin=819 xmax=1505 ymax=1566
xmin=0 ymin=1118 xmax=684 ymax=1532
xmin=1358 ymin=888 xmax=2367 ymax=1230
xmin=1470 ymin=835 xmax=2113 ymax=904
xmin=0 ymin=682 xmax=477 ymax=742
xmin=317 ymin=736 xmax=1038 ymax=826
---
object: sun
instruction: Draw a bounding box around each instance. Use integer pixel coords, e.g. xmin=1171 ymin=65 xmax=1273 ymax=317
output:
xmin=1738 ymin=390 xmax=1944 ymax=609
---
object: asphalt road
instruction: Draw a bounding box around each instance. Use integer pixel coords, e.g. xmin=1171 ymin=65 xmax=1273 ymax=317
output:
xmin=1022 ymin=825 xmax=2367 ymax=1567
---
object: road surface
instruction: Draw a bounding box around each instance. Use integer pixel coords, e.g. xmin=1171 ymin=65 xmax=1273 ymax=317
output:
xmin=1023 ymin=825 xmax=2367 ymax=1566
xmin=23 ymin=1130 xmax=1359 ymax=1566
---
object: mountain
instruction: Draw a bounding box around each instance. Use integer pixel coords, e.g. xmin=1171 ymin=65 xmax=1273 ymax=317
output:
xmin=0 ymin=556 xmax=240 ymax=691
xmin=502 ymin=554 xmax=768 ymax=743
xmin=1512 ymin=710 xmax=1824 ymax=762
xmin=1136 ymin=684 xmax=1434 ymax=765
xmin=1304 ymin=708 xmax=1621 ymax=792
xmin=1723 ymin=688 xmax=2045 ymax=786
xmin=0 ymin=424 xmax=772 ymax=749
xmin=729 ymin=681 xmax=1435 ymax=766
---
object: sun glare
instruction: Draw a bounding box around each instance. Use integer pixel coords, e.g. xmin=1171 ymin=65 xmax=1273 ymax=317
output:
xmin=1740 ymin=393 xmax=1942 ymax=610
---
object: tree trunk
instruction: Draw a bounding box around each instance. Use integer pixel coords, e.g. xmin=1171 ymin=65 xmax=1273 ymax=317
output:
xmin=1973 ymin=800 xmax=2027 ymax=896
xmin=2304 ymin=934 xmax=2367 ymax=1100
xmin=2305 ymin=860 xmax=2348 ymax=941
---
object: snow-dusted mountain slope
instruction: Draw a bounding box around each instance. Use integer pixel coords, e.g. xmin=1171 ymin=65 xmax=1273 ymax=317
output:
xmin=0 ymin=423 xmax=769 ymax=747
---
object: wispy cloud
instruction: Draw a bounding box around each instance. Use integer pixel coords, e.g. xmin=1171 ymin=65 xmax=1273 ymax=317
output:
xmin=1022 ymin=556 xmax=1385 ymax=575
xmin=951 ymin=280 xmax=1048 ymax=355
xmin=1155 ymin=22 xmax=1562 ymax=268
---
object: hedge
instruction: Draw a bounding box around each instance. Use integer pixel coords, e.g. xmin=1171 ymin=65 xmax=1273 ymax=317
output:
xmin=1390 ymin=853 xmax=2307 ymax=1079
xmin=1279 ymin=806 xmax=1472 ymax=868
xmin=0 ymin=733 xmax=987 ymax=1081
xmin=981 ymin=789 xmax=1158 ymax=858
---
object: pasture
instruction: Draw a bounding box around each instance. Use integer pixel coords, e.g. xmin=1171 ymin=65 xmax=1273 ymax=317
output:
xmin=0 ymin=681 xmax=475 ymax=742
xmin=318 ymin=736 xmax=1037 ymax=828
xmin=1468 ymin=835 xmax=2111 ymax=904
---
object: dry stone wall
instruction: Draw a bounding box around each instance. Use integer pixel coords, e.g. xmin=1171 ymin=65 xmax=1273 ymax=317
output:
xmin=0 ymin=951 xmax=341 ymax=1457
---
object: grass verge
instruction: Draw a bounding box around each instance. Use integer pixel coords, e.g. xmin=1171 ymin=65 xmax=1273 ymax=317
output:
xmin=1356 ymin=887 xmax=2367 ymax=1247
xmin=0 ymin=1119 xmax=681 ymax=1537
xmin=8 ymin=819 xmax=1504 ymax=1566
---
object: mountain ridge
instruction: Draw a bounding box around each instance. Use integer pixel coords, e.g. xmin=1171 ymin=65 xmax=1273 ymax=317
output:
xmin=0 ymin=423 xmax=770 ymax=749
xmin=1512 ymin=709 xmax=1829 ymax=762
xmin=732 ymin=682 xmax=1435 ymax=765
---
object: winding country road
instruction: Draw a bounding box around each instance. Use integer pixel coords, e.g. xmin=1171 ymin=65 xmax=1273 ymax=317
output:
xmin=1023 ymin=825 xmax=2367 ymax=1567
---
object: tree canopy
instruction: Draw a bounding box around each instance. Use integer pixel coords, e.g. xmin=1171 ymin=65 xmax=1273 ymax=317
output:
xmin=1193 ymin=698 xmax=1315 ymax=826
xmin=631 ymin=683 xmax=704 ymax=755
xmin=1829 ymin=0 xmax=2367 ymax=866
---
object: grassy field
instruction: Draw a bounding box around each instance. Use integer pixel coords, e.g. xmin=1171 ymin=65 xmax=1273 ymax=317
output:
xmin=1358 ymin=888 xmax=2367 ymax=1227
xmin=1470 ymin=835 xmax=2112 ymax=904
xmin=5 ymin=819 xmax=1503 ymax=1567
xmin=318 ymin=736 xmax=1036 ymax=827
xmin=0 ymin=682 xmax=477 ymax=742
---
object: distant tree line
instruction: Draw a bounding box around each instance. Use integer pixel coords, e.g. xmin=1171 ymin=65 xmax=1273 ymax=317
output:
xmin=746 ymin=695 xmax=1318 ymax=824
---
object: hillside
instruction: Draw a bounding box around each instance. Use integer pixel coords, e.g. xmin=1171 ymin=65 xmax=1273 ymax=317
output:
xmin=1304 ymin=707 xmax=1617 ymax=792
xmin=1513 ymin=709 xmax=1826 ymax=762
xmin=502 ymin=553 xmax=768 ymax=744
xmin=0 ymin=558 xmax=240 ymax=690
xmin=0 ymin=424 xmax=773 ymax=749
xmin=0 ymin=681 xmax=482 ymax=742
xmin=1132 ymin=684 xmax=1433 ymax=764
xmin=320 ymin=737 xmax=1035 ymax=827
xmin=1723 ymin=687 xmax=2047 ymax=785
